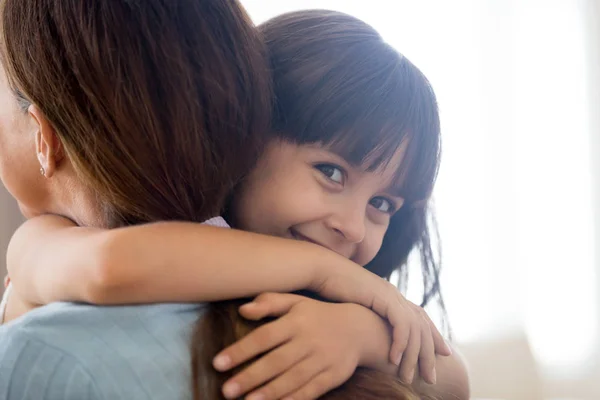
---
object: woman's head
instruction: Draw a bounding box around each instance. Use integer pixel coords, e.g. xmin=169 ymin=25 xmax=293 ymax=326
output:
xmin=0 ymin=0 xmax=271 ymax=228
xmin=232 ymin=10 xmax=442 ymax=306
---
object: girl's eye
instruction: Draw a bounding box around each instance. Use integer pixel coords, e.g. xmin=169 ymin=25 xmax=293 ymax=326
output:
xmin=315 ymin=164 xmax=345 ymax=184
xmin=370 ymin=197 xmax=395 ymax=214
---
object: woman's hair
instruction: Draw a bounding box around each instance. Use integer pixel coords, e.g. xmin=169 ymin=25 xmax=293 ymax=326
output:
xmin=196 ymin=10 xmax=443 ymax=400
xmin=0 ymin=0 xmax=272 ymax=397
xmin=0 ymin=0 xmax=271 ymax=228
xmin=260 ymin=9 xmax=444 ymax=310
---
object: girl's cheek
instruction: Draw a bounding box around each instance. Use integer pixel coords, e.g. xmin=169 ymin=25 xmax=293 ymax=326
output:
xmin=357 ymin=241 xmax=377 ymax=267
xmin=365 ymin=231 xmax=388 ymax=266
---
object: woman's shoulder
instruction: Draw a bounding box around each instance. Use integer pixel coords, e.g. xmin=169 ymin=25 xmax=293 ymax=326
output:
xmin=1 ymin=301 xmax=206 ymax=352
xmin=0 ymin=302 xmax=206 ymax=400
xmin=12 ymin=300 xmax=206 ymax=328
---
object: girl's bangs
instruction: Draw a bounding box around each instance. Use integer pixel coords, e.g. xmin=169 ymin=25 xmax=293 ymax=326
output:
xmin=322 ymin=80 xmax=440 ymax=204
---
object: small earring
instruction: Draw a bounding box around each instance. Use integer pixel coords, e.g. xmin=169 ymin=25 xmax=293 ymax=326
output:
xmin=40 ymin=167 xmax=46 ymax=177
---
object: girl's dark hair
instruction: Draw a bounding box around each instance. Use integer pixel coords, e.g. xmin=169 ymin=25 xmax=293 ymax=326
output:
xmin=0 ymin=0 xmax=272 ymax=397
xmin=196 ymin=9 xmax=444 ymax=400
xmin=261 ymin=10 xmax=445 ymax=311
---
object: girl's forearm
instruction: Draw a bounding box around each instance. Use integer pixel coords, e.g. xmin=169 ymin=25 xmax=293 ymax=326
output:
xmin=85 ymin=222 xmax=351 ymax=304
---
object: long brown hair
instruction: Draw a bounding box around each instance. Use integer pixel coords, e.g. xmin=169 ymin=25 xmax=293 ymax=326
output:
xmin=195 ymin=10 xmax=444 ymax=400
xmin=1 ymin=0 xmax=271 ymax=228
xmin=0 ymin=0 xmax=271 ymax=397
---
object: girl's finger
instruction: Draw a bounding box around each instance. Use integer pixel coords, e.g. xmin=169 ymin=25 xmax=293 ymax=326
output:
xmin=282 ymin=368 xmax=342 ymax=400
xmin=246 ymin=356 xmax=331 ymax=400
xmin=422 ymin=311 xmax=452 ymax=356
xmin=387 ymin=296 xmax=411 ymax=365
xmin=213 ymin=318 xmax=292 ymax=372
xmin=239 ymin=292 xmax=305 ymax=320
xmin=222 ymin=341 xmax=308 ymax=399
xmin=398 ymin=322 xmax=420 ymax=384
xmin=417 ymin=320 xmax=437 ymax=385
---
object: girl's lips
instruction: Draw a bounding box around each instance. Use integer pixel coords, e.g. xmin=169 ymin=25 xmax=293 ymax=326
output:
xmin=290 ymin=229 xmax=353 ymax=260
xmin=290 ymin=229 xmax=321 ymax=247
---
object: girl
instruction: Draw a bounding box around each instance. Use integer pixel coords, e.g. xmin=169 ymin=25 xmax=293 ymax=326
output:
xmin=3 ymin=6 xmax=468 ymax=400
xmin=199 ymin=11 xmax=469 ymax=399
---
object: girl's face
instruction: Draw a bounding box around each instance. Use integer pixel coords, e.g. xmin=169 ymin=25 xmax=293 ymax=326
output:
xmin=234 ymin=140 xmax=406 ymax=266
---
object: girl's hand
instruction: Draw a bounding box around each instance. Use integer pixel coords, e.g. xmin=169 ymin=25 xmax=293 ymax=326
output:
xmin=311 ymin=265 xmax=452 ymax=384
xmin=212 ymin=293 xmax=388 ymax=400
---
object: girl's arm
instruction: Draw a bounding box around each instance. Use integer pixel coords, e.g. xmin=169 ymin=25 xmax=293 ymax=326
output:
xmin=8 ymin=215 xmax=452 ymax=373
xmin=7 ymin=215 xmax=352 ymax=306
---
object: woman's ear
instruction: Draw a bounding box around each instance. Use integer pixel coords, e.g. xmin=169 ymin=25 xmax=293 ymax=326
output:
xmin=29 ymin=104 xmax=64 ymax=178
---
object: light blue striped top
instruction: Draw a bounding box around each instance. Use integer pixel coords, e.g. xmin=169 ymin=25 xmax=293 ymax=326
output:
xmin=0 ymin=301 xmax=206 ymax=400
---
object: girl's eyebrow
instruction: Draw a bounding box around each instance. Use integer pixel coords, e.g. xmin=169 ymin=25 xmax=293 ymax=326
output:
xmin=310 ymin=146 xmax=358 ymax=168
xmin=314 ymin=142 xmax=375 ymax=169
xmin=381 ymin=167 xmax=409 ymax=198
xmin=383 ymin=182 xmax=406 ymax=198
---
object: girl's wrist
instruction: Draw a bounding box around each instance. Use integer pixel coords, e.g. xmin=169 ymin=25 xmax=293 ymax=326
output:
xmin=352 ymin=304 xmax=396 ymax=373
xmin=305 ymin=243 xmax=351 ymax=294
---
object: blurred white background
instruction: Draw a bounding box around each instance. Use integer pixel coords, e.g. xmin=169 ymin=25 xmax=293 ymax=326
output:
xmin=239 ymin=1 xmax=598 ymax=399
xmin=1 ymin=0 xmax=598 ymax=399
